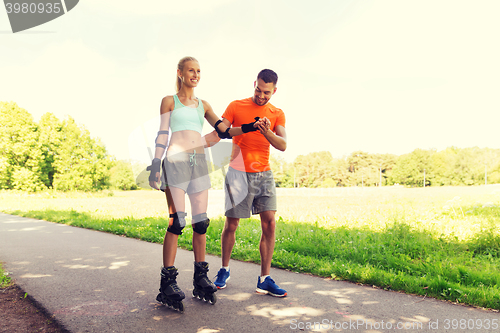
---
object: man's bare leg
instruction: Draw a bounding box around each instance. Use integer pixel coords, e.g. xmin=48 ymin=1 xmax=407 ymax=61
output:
xmin=259 ymin=210 xmax=276 ymax=276
xmin=221 ymin=217 xmax=240 ymax=267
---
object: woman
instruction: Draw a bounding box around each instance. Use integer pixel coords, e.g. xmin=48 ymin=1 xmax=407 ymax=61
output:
xmin=148 ymin=56 xmax=263 ymax=312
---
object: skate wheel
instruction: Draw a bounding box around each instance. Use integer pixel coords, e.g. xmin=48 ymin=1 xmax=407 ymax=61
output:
xmin=169 ymin=300 xmax=184 ymax=313
xmin=177 ymin=301 xmax=184 ymax=313
xmin=193 ymin=289 xmax=202 ymax=299
xmin=208 ymin=293 xmax=217 ymax=305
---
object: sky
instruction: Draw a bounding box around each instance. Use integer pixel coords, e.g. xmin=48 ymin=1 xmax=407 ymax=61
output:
xmin=1 ymin=0 xmax=499 ymax=164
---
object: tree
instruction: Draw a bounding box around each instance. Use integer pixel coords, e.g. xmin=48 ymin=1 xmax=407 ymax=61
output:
xmin=388 ymin=149 xmax=433 ymax=187
xmin=483 ymin=148 xmax=500 ymax=184
xmin=0 ymin=102 xmax=47 ymax=191
xmin=37 ymin=113 xmax=63 ymax=189
xmin=270 ymin=154 xmax=293 ymax=188
xmin=52 ymin=117 xmax=113 ymax=191
xmin=331 ymin=158 xmax=349 ymax=187
xmin=430 ymin=148 xmax=454 ymax=186
xmin=109 ymin=160 xmax=138 ymax=190
xmin=319 ymin=178 xmax=336 ymax=188
xmin=347 ymin=151 xmax=378 ymax=186
xmin=346 ymin=151 xmax=396 ymax=186
xmin=293 ymin=151 xmax=335 ymax=187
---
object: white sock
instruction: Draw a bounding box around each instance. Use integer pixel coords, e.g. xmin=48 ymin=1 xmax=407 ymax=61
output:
xmin=260 ymin=275 xmax=270 ymax=283
xmin=222 ymin=266 xmax=229 ymax=271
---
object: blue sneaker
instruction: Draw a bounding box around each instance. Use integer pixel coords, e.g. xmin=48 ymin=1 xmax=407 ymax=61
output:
xmin=214 ymin=268 xmax=230 ymax=289
xmin=256 ymin=276 xmax=287 ymax=297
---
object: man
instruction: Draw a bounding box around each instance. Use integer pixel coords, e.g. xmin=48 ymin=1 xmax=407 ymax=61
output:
xmin=214 ymin=69 xmax=288 ymax=297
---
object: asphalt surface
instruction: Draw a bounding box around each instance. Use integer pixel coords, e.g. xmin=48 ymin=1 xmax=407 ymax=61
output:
xmin=1 ymin=212 xmax=499 ymax=333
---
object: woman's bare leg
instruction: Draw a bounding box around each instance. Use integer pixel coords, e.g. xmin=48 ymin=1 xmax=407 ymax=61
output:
xmin=188 ymin=189 xmax=208 ymax=262
xmin=163 ymin=186 xmax=186 ymax=267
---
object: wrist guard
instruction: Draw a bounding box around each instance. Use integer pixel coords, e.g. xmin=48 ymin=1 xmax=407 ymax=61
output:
xmin=147 ymin=158 xmax=161 ymax=182
xmin=241 ymin=117 xmax=260 ymax=133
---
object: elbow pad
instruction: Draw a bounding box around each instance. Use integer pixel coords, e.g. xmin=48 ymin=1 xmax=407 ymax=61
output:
xmin=214 ymin=119 xmax=231 ymax=139
xmin=155 ymin=130 xmax=169 ymax=149
xmin=218 ymin=128 xmax=231 ymax=139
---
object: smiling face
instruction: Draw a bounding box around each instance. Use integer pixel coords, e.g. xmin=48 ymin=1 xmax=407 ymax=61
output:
xmin=252 ymin=79 xmax=277 ymax=106
xmin=178 ymin=60 xmax=200 ymax=89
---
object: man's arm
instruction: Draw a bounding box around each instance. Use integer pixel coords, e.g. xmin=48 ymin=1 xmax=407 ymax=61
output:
xmin=259 ymin=122 xmax=287 ymax=152
xmin=204 ymin=100 xmax=262 ymax=138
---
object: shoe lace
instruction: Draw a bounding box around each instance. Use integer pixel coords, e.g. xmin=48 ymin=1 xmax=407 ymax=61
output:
xmin=171 ymin=283 xmax=182 ymax=293
xmin=216 ymin=269 xmax=226 ymax=280
xmin=266 ymin=277 xmax=278 ymax=287
xmin=201 ymin=275 xmax=214 ymax=285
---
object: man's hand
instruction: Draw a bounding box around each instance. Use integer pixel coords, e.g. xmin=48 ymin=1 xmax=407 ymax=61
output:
xmin=256 ymin=117 xmax=271 ymax=135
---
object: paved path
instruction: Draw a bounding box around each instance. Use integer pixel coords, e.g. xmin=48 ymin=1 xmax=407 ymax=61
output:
xmin=0 ymin=213 xmax=498 ymax=333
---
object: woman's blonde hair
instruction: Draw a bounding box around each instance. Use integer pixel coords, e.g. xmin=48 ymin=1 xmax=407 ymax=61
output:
xmin=176 ymin=56 xmax=198 ymax=92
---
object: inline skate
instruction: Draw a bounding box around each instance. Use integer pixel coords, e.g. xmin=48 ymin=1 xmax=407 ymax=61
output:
xmin=156 ymin=266 xmax=185 ymax=312
xmin=192 ymin=261 xmax=217 ymax=304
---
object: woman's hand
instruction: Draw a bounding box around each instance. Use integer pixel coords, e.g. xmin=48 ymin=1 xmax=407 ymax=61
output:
xmin=147 ymin=158 xmax=162 ymax=190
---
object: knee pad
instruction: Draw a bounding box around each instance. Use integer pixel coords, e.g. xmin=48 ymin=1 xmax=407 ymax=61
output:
xmin=167 ymin=212 xmax=186 ymax=235
xmin=192 ymin=213 xmax=210 ymax=235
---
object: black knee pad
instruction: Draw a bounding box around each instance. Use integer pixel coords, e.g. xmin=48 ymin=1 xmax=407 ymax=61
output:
xmin=167 ymin=212 xmax=186 ymax=235
xmin=192 ymin=213 xmax=210 ymax=235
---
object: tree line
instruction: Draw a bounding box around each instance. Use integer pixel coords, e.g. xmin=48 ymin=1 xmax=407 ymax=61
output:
xmin=0 ymin=102 xmax=137 ymax=191
xmin=2 ymin=101 xmax=499 ymax=191
xmin=272 ymin=148 xmax=500 ymax=188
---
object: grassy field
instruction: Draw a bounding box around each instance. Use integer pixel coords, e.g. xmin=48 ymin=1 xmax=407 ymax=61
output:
xmin=1 ymin=185 xmax=500 ymax=310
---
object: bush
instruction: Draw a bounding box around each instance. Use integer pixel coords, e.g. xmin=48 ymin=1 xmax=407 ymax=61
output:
xmin=109 ymin=161 xmax=138 ymax=190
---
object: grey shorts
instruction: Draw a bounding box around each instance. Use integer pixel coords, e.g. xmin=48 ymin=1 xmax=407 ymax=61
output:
xmin=224 ymin=167 xmax=277 ymax=218
xmin=161 ymin=152 xmax=211 ymax=194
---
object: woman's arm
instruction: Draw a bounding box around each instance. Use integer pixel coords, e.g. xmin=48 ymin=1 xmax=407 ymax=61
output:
xmin=154 ymin=97 xmax=173 ymax=158
xmin=203 ymin=130 xmax=220 ymax=148
xmin=149 ymin=96 xmax=173 ymax=189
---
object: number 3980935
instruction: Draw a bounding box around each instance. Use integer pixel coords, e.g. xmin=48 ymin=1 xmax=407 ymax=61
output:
xmin=5 ymin=3 xmax=62 ymax=14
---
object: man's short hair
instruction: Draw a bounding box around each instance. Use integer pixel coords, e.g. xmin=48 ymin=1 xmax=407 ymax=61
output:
xmin=257 ymin=69 xmax=278 ymax=85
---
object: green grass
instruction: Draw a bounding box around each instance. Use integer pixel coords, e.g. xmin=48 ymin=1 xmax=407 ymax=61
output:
xmin=1 ymin=187 xmax=500 ymax=309
xmin=0 ymin=262 xmax=12 ymax=288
